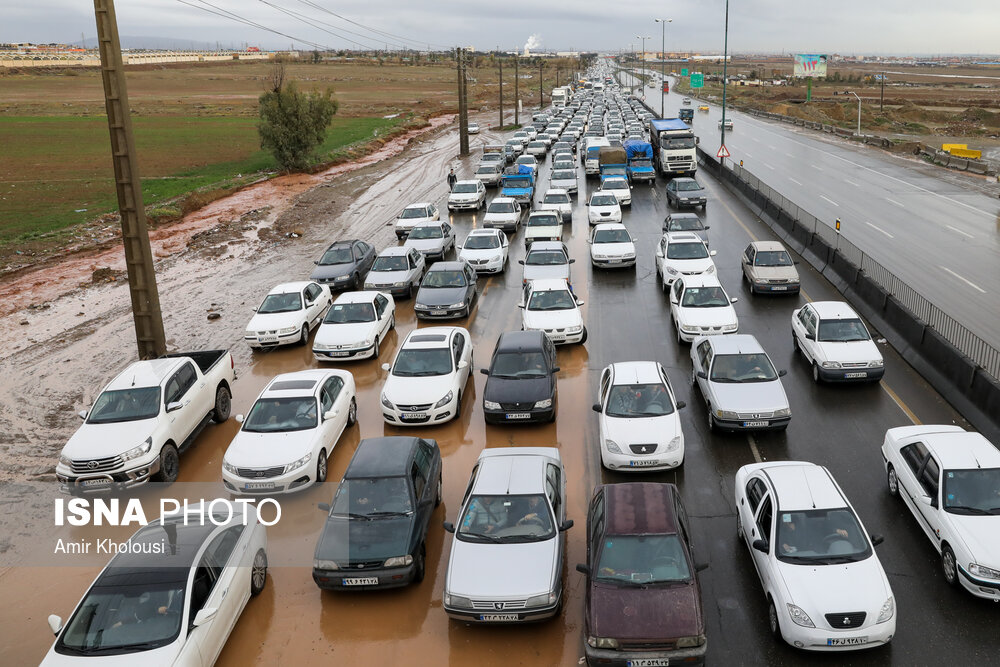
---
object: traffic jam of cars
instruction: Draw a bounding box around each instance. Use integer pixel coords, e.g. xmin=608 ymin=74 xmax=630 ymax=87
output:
xmin=44 ymin=66 xmax=999 ymax=666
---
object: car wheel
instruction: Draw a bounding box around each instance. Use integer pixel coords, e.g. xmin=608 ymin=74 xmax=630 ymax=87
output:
xmin=737 ymin=515 xmax=744 ymax=539
xmin=706 ymin=407 xmax=716 ymax=432
xmin=154 ymin=444 xmax=180 ymax=483
xmin=299 ymin=324 xmax=309 ymax=346
xmin=213 ymin=385 xmax=232 ymax=423
xmin=315 ymin=449 xmax=328 ymax=483
xmin=791 ymin=330 xmax=799 ymax=352
xmin=373 ymin=336 xmax=380 ymax=359
xmin=351 ymin=272 xmax=360 ymax=289
xmin=942 ymin=546 xmax=959 ymax=586
xmin=413 ymin=543 xmax=427 ymax=584
xmin=579 ymin=326 xmax=588 ymax=345
xmin=768 ymin=598 xmax=782 ymax=640
xmin=347 ymin=398 xmax=358 ymax=426
xmin=675 ymin=319 xmax=683 ymax=344
xmin=409 ymin=282 xmax=417 ymax=300
xmin=435 ymin=473 xmax=443 ymax=507
xmin=454 ymin=390 xmax=462 ymax=419
xmin=812 ymin=363 xmax=821 ymax=384
xmin=250 ymin=549 xmax=268 ymax=596
xmin=887 ymin=464 xmax=899 ymax=497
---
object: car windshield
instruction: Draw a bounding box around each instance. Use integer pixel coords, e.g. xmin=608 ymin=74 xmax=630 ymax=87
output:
xmin=56 ymin=582 xmax=185 ymax=655
xmin=605 ymin=383 xmax=675 ymax=418
xmin=391 ymin=348 xmax=453 ymax=377
xmin=594 ymin=229 xmax=631 ymax=244
xmin=553 ymin=162 xmax=575 ymax=170
xmin=817 ymin=318 xmax=870 ymax=342
xmin=676 ymin=180 xmax=703 ymax=192
xmin=457 ymin=494 xmax=555 ymax=543
xmin=667 ymin=242 xmax=709 ymax=260
xmin=604 ymin=181 xmax=627 ymax=190
xmin=526 ymin=250 xmax=568 ymax=266
xmin=668 ymin=217 xmax=703 ymax=232
xmin=528 ymin=289 xmax=576 ymax=311
xmin=88 ymin=387 xmax=161 ymax=424
xmin=595 ymin=534 xmax=691 ymax=584
xmin=544 ymin=194 xmax=570 ymax=204
xmin=516 ymin=157 xmax=535 ymax=166
xmin=332 ymin=477 xmax=412 ymax=517
xmin=464 ymin=234 xmax=500 ymax=250
xmin=528 ymin=215 xmax=560 ymax=227
xmin=453 ymin=183 xmax=479 ymax=193
xmin=324 ymin=302 xmax=375 ymax=324
xmin=754 ymin=250 xmax=793 ymax=267
xmin=409 ymin=226 xmax=443 ymax=240
xmin=681 ymin=287 xmax=730 ymax=308
xmin=242 ymin=397 xmax=317 ymax=433
xmin=488 ymin=201 xmax=516 ymax=214
xmin=590 ymin=195 xmax=618 ymax=207
xmin=504 ymin=177 xmax=532 ymax=187
xmin=662 ymin=137 xmax=695 ymax=149
xmin=491 ymin=351 xmax=549 ymax=378
xmin=476 ymin=166 xmax=497 ymax=174
xmin=552 ymin=170 xmax=576 ymax=180
xmin=942 ymin=468 xmax=1000 ymax=515
xmin=776 ymin=508 xmax=873 ymax=564
xmin=710 ymin=353 xmax=778 ymax=383
xmin=631 ymin=159 xmax=652 ymax=167
xmin=372 ymin=255 xmax=408 ymax=272
xmin=318 ymin=246 xmax=353 ymax=265
xmin=422 ymin=270 xmax=466 ymax=288
xmin=399 ymin=207 xmax=429 ymax=219
xmin=257 ymin=292 xmax=302 ymax=314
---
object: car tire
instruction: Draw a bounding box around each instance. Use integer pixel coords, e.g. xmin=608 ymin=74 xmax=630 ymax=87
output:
xmin=887 ymin=464 xmax=899 ymax=497
xmin=154 ymin=443 xmax=180 ymax=484
xmin=435 ymin=473 xmax=443 ymax=507
xmin=408 ymin=282 xmax=417 ymax=300
xmin=315 ymin=449 xmax=328 ymax=483
xmin=373 ymin=336 xmax=380 ymax=359
xmin=675 ymin=319 xmax=683 ymax=344
xmin=768 ymin=598 xmax=782 ymax=640
xmin=413 ymin=543 xmax=427 ymax=584
xmin=299 ymin=324 xmax=310 ymax=346
xmin=454 ymin=390 xmax=462 ymax=419
xmin=706 ymin=406 xmax=716 ymax=432
xmin=213 ymin=385 xmax=232 ymax=423
xmin=791 ymin=330 xmax=799 ymax=352
xmin=737 ymin=515 xmax=744 ymax=539
xmin=812 ymin=363 xmax=821 ymax=384
xmin=580 ymin=326 xmax=588 ymax=345
xmin=942 ymin=546 xmax=959 ymax=586
xmin=347 ymin=398 xmax=358 ymax=426
xmin=250 ymin=549 xmax=268 ymax=597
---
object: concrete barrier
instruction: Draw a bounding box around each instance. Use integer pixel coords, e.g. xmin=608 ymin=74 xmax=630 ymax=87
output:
xmin=801 ymin=233 xmax=832 ymax=272
xmin=967 ymin=161 xmax=988 ymax=175
xmin=883 ymin=296 xmax=927 ymax=350
xmin=852 ymin=272 xmax=889 ymax=313
xmin=920 ymin=327 xmax=978 ymax=390
xmin=948 ymin=156 xmax=969 ymax=170
xmin=823 ymin=250 xmax=860 ymax=295
xmin=970 ymin=369 xmax=1000 ymax=422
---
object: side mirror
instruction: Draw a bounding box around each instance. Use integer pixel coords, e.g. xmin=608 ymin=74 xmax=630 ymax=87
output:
xmin=552 ymin=367 xmax=561 ymax=373
xmin=870 ymin=534 xmax=885 ymax=547
xmin=575 ymin=563 xmax=590 ymax=575
xmin=560 ymin=519 xmax=574 ymax=532
xmin=458 ymin=360 xmax=469 ymax=370
xmin=793 ymin=260 xmax=800 ymax=265
xmin=313 ymin=260 xmax=319 ymax=265
xmin=323 ymin=409 xmax=338 ymax=421
xmin=569 ymin=258 xmax=576 ymax=264
xmin=697 ymin=371 xmax=707 ymax=380
xmin=443 ymin=521 xmax=456 ymax=533
xmin=166 ymin=401 xmax=184 ymax=413
xmin=192 ymin=607 xmax=218 ymax=627
xmin=695 ymin=562 xmax=710 ymax=572
xmin=518 ymin=304 xmax=525 ymax=309
xmin=752 ymin=539 xmax=769 ymax=554
xmin=77 ymin=409 xmax=88 ymax=420
xmin=381 ymin=363 xmax=391 ymax=372
xmin=235 ymin=414 xmax=245 ymax=424
xmin=703 ymin=226 xmax=711 ymax=230
xmin=585 ymin=202 xmax=590 ymax=206
xmin=479 ymin=368 xmax=489 ymax=375
xmin=251 ymin=307 xmax=258 ymax=313
xmin=47 ymin=614 xmax=62 ymax=636
xmin=576 ymin=299 xmax=585 ymax=306
xmin=518 ymin=260 xmax=525 ymax=265
xmin=592 ymin=403 xmax=602 ymax=413
xmin=730 ymin=297 xmax=739 ymax=303
xmin=456 ymin=245 xmax=463 ymax=250
xmin=778 ymin=369 xmax=787 ymax=377
xmin=318 ymin=502 xmax=330 ymax=512
xmin=709 ymin=250 xmax=718 ymax=257
xmin=655 ymin=250 xmax=663 ymax=258
xmin=804 ymin=332 xmax=815 ymax=341
xmin=676 ymin=401 xmax=686 ymax=409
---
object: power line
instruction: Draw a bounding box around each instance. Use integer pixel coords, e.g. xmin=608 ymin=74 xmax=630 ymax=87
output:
xmin=177 ymin=0 xmax=336 ymax=51
xmin=293 ymin=0 xmax=451 ymax=49
xmin=256 ymin=0 xmax=396 ymax=51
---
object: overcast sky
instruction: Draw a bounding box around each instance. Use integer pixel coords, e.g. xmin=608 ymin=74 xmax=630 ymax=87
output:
xmin=5 ymin=0 xmax=1000 ymax=56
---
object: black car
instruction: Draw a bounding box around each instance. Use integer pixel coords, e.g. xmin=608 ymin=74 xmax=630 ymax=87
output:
xmin=310 ymin=239 xmax=376 ymax=289
xmin=312 ymin=436 xmax=442 ymax=591
xmin=481 ymin=331 xmax=559 ymax=424
xmin=663 ymin=212 xmax=710 ymax=246
xmin=665 ymin=178 xmax=708 ymax=210
xmin=414 ymin=261 xmax=478 ymax=320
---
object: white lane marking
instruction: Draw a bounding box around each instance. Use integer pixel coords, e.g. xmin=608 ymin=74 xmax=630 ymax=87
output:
xmin=784 ymin=152 xmax=793 ymax=158
xmin=744 ymin=152 xmax=754 ymax=159
xmin=939 ymin=266 xmax=986 ymax=293
xmin=844 ymin=178 xmax=860 ymax=187
xmin=789 ymin=177 xmax=803 ymax=186
xmin=865 ymin=221 xmax=895 ymax=239
xmin=945 ymin=224 xmax=975 ymax=239
xmin=886 ymin=197 xmax=905 ymax=208
xmin=763 ymin=163 xmax=775 ymax=170
xmin=810 ymin=164 xmax=823 ymax=171
xmin=747 ymin=434 xmax=763 ymax=463
xmin=749 ymin=136 xmax=760 ymax=143
xmin=819 ymin=195 xmax=839 ymax=207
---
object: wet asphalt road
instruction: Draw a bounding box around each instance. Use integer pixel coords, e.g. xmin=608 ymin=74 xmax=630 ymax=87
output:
xmin=9 ymin=116 xmax=1000 ymax=666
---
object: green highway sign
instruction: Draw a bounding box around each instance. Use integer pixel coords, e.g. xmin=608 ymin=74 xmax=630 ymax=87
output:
xmin=681 ymin=68 xmax=689 ymax=76
xmin=690 ymin=72 xmax=704 ymax=88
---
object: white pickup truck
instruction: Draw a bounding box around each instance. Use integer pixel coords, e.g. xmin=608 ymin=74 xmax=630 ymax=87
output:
xmin=56 ymin=350 xmax=236 ymax=493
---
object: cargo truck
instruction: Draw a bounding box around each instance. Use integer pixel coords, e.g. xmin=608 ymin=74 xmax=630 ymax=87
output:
xmin=648 ymin=118 xmax=697 ymax=177
xmin=597 ymin=146 xmax=628 ymax=185
xmin=500 ymin=165 xmax=535 ymax=206
xmin=623 ymin=140 xmax=655 ymax=183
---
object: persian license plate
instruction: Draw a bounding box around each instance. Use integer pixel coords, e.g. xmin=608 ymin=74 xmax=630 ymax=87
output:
xmin=628 ymin=659 xmax=669 ymax=667
xmin=506 ymin=413 xmax=531 ymax=420
xmin=743 ymin=420 xmax=769 ymax=427
xmin=402 ymin=413 xmax=428 ymax=420
xmin=479 ymin=613 xmax=519 ymax=622
xmin=827 ymin=636 xmax=868 ymax=646
xmin=431 ymin=310 xmax=448 ymax=316
xmin=342 ymin=577 xmax=378 ymax=586
xmin=629 ymin=459 xmax=660 ymax=467
xmin=244 ymin=482 xmax=275 ymax=490
xmin=845 ymin=372 xmax=867 ymax=378
xmin=607 ymin=259 xmax=622 ymax=264
xmin=259 ymin=335 xmax=278 ymax=343
xmin=770 ymin=285 xmax=788 ymax=291
xmin=328 ymin=351 xmax=350 ymax=357
xmin=80 ymin=478 xmax=112 ymax=488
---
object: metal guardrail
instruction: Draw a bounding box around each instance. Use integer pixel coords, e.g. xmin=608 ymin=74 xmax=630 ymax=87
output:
xmin=698 ymin=148 xmax=1000 ymax=381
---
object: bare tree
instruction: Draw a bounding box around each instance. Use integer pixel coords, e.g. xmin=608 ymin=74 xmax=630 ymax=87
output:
xmin=266 ymin=60 xmax=286 ymax=93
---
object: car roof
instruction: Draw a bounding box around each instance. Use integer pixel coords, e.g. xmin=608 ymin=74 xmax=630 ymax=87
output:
xmin=609 ymin=361 xmax=663 ymax=385
xmin=602 ymin=482 xmax=680 ymax=535
xmin=527 ymin=241 xmax=568 ymax=253
xmin=268 ymin=281 xmax=312 ymax=294
xmin=473 ymin=447 xmax=561 ymax=495
xmin=679 ymin=274 xmax=724 ymax=289
xmin=411 ymin=220 xmax=445 ymax=228
xmin=758 ymin=461 xmax=847 ymax=512
xmin=529 ymin=278 xmax=573 ymax=292
xmin=454 ymin=179 xmax=480 ymax=186
xmin=528 ymin=210 xmax=560 ymax=219
xmin=889 ymin=427 xmax=1000 ymax=468
xmin=593 ymin=222 xmax=628 ymax=231
xmin=325 ymin=239 xmax=359 ymax=248
xmin=665 ymin=232 xmax=704 ymax=244
xmin=667 ymin=212 xmax=701 ymax=221
xmin=808 ymin=301 xmax=860 ymax=320
xmin=402 ymin=325 xmax=460 ymax=349
xmin=426 ymin=260 xmax=468 ymax=272
xmin=345 ymin=437 xmax=431 ymax=478
xmin=544 ymin=188 xmax=569 ymax=196
xmin=467 ymin=228 xmax=501 ymax=237
xmin=496 ymin=330 xmax=548 ymax=353
xmin=672 ymin=177 xmax=699 ymax=185
xmin=261 ymin=369 xmax=338 ymax=397
xmin=106 ymin=358 xmax=183 ymax=390
xmin=404 ymin=202 xmax=433 ymax=208
xmin=702 ymin=334 xmax=765 ymax=355
xmin=750 ymin=240 xmax=787 ymax=252
xmin=333 ymin=291 xmax=381 ymax=304
xmin=491 ymin=196 xmax=516 ymax=204
xmin=377 ymin=245 xmax=409 ymax=257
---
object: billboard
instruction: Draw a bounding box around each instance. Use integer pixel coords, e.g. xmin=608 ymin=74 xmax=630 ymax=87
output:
xmin=793 ymin=54 xmax=827 ymax=78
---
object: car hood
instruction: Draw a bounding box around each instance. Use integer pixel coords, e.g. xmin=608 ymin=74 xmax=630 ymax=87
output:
xmin=459 ymin=248 xmax=504 ymax=262
xmin=415 ymin=286 xmax=468 ymax=307
xmin=310 ymin=263 xmax=354 ymax=281
xmin=366 ymin=269 xmax=411 ymax=285
xmin=224 ymin=430 xmax=315 ymax=468
xmin=62 ymin=419 xmax=158 ymax=460
xmin=314 ymin=515 xmax=414 ymax=563
xmin=525 ymin=225 xmax=561 ymax=237
xmin=41 ymin=642 xmax=182 ymax=667
xmin=708 ymin=379 xmax=788 ymax=412
xmin=592 ymin=242 xmax=635 ymax=256
xmin=677 ymin=305 xmax=738 ymax=328
xmin=446 ymin=538 xmax=559 ymax=598
xmin=384 ymin=373 xmax=455 ymax=405
xmin=247 ymin=311 xmax=301 ymax=331
xmin=665 ymin=258 xmax=714 ymax=273
xmin=776 ymin=556 xmax=891 ymax=619
xmin=675 ymin=189 xmax=705 ymax=199
xmin=314 ymin=321 xmax=378 ymax=347
xmin=484 ymin=212 xmax=518 ymax=223
xmin=588 ymin=579 xmax=703 ymax=640
xmin=449 ymin=192 xmax=481 ymax=201
xmin=523 ymin=265 xmax=570 ymax=282
xmin=815 ymin=339 xmax=881 ymax=363
xmin=948 ymin=514 xmax=1000 ymax=566
xmin=523 ymin=308 xmax=583 ymax=330
xmin=484 ymin=375 xmax=553 ymax=404
xmin=589 ymin=205 xmax=619 ymax=216
xmin=753 ymin=266 xmax=799 ymax=281
xmin=405 ymin=238 xmax=447 ymax=252
xmin=602 ymin=412 xmax=681 ymax=448
xmin=540 ymin=203 xmax=571 ymax=212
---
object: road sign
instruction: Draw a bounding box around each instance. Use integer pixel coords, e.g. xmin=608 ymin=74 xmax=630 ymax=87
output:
xmin=717 ymin=144 xmax=731 ymax=159
xmin=681 ymin=68 xmax=689 ymax=76
xmin=690 ymin=72 xmax=704 ymax=88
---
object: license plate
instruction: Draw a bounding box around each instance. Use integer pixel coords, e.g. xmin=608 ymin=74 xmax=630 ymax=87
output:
xmin=328 ymin=351 xmax=350 ymax=357
xmin=827 ymin=637 xmax=868 ymax=646
xmin=402 ymin=413 xmax=428 ymax=420
xmin=244 ymin=482 xmax=275 ymax=490
xmin=431 ymin=310 xmax=447 ymax=316
xmin=845 ymin=372 xmax=867 ymax=378
xmin=630 ymin=460 xmax=660 ymax=467
xmin=743 ymin=420 xmax=769 ymax=427
xmin=628 ymin=660 xmax=669 ymax=667
xmin=506 ymin=413 xmax=531 ymax=420
xmin=342 ymin=577 xmax=379 ymax=586
xmin=607 ymin=259 xmax=622 ymax=264
xmin=259 ymin=335 xmax=278 ymax=343
xmin=770 ymin=286 xmax=788 ymax=291
xmin=81 ymin=478 xmax=112 ymax=488
xmin=479 ymin=613 xmax=519 ymax=622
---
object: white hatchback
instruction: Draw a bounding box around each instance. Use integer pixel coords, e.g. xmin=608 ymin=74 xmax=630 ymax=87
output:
xmin=539 ymin=188 xmax=573 ymax=222
xmin=448 ymin=180 xmax=487 ymax=211
xmin=395 ymin=202 xmax=439 ymax=239
xmin=599 ymin=177 xmax=632 ymax=206
xmin=524 ymin=211 xmax=563 ymax=245
xmin=312 ymin=291 xmax=395 ymax=361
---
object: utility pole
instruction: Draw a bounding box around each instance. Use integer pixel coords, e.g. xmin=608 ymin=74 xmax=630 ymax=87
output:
xmin=720 ymin=0 xmax=730 ymax=168
xmin=880 ymin=71 xmax=885 ymax=112
xmin=538 ymin=60 xmax=544 ymax=109
xmin=93 ymin=0 xmax=166 ymax=359
xmin=514 ymin=54 xmax=520 ymax=126
xmin=656 ymin=19 xmax=672 ymax=117
xmin=499 ymin=55 xmax=504 ymax=128
xmin=457 ymin=47 xmax=469 ymax=156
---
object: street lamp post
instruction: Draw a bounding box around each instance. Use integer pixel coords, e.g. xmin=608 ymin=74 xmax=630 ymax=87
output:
xmin=636 ymin=35 xmax=650 ymax=96
xmin=720 ymin=0 xmax=730 ymax=167
xmin=655 ymin=18 xmax=672 ymax=116
xmin=848 ymin=91 xmax=862 ymax=136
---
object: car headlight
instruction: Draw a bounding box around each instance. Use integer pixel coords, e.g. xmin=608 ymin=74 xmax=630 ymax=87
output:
xmin=364 ymin=336 xmax=376 ymax=346
xmin=587 ymin=636 xmax=620 ymax=649
xmin=484 ymin=400 xmax=501 ymax=410
xmin=786 ymin=603 xmax=815 ymax=628
xmin=676 ymin=634 xmax=706 ymax=648
xmin=222 ymin=460 xmax=239 ymax=475
xmin=716 ymin=409 xmax=739 ymax=420
xmin=869 ymin=359 xmax=884 ymax=368
xmin=534 ymin=398 xmax=552 ymax=409
xmin=876 ymin=595 xmax=895 ymax=623
xmin=334 ymin=275 xmax=352 ymax=282
xmin=244 ymin=330 xmax=257 ymax=339
xmin=313 ymin=343 xmax=331 ymax=351
xmin=285 ymin=453 xmax=312 ymax=473
xmin=59 ymin=454 xmax=72 ymax=467
xmin=381 ymin=394 xmax=394 ymax=409
xmin=278 ymin=326 xmax=299 ymax=335
xmin=821 ymin=361 xmax=842 ymax=369
xmin=565 ymin=324 xmax=583 ymax=334
xmin=444 ymin=593 xmax=473 ymax=609
xmin=393 ymin=281 xmax=409 ymax=287
xmin=434 ymin=391 xmax=454 ymax=408
xmin=665 ymin=436 xmax=681 ymax=452
xmin=526 ymin=591 xmax=558 ymax=607
xmin=383 ymin=555 xmax=413 ymax=568
xmin=706 ymin=264 xmax=716 ymax=274
xmin=665 ymin=266 xmax=678 ymax=275
xmin=449 ymin=302 xmax=467 ymax=309
xmin=969 ymin=563 xmax=1000 ymax=580
xmin=755 ymin=278 xmax=770 ymax=285
xmin=773 ymin=407 xmax=791 ymax=417
xmin=122 ymin=437 xmax=153 ymax=461
xmin=724 ymin=323 xmax=739 ymax=331
xmin=313 ymin=559 xmax=339 ymax=571
xmin=680 ymin=325 xmax=698 ymax=333
xmin=605 ymin=439 xmax=623 ymax=454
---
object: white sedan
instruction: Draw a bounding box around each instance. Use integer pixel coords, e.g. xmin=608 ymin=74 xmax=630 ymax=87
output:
xmin=223 ymin=369 xmax=356 ymax=494
xmin=458 ymin=228 xmax=509 ymax=274
xmin=589 ymin=223 xmax=636 ymax=269
xmin=539 ymin=188 xmax=573 ymax=222
xmin=524 ymin=211 xmax=563 ymax=245
xmin=791 ymin=301 xmax=884 ymax=383
xmin=404 ymin=221 xmax=456 ymax=262
xmin=447 ymin=180 xmax=487 ymax=211
xmin=592 ymin=361 xmax=686 ymax=471
xmin=381 ymin=326 xmax=473 ymax=426
xmin=520 ymin=278 xmax=586 ymax=345
xmin=587 ymin=192 xmax=622 ymax=225
xmin=395 ymin=202 xmax=439 ymax=240
xmin=735 ymin=461 xmax=895 ymax=651
xmin=599 ymin=177 xmax=632 ymax=206
xmin=245 ymin=281 xmax=331 ymax=349
xmin=669 ymin=275 xmax=739 ymax=344
xmin=42 ymin=504 xmax=267 ymax=667
xmin=655 ymin=231 xmax=718 ymax=288
xmin=312 ymin=291 xmax=395 ymax=361
xmin=881 ymin=425 xmax=1000 ymax=600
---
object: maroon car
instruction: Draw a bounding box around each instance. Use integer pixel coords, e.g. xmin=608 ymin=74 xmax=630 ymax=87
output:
xmin=576 ymin=483 xmax=707 ymax=666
